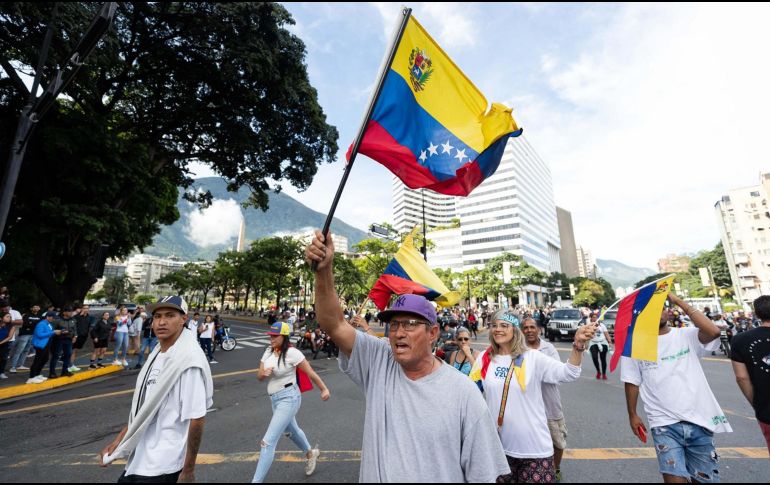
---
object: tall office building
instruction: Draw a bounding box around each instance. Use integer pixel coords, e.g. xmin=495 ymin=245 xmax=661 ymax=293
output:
xmin=392 ymin=178 xmax=458 ymax=235
xmin=556 ymin=207 xmax=579 ymax=278
xmin=457 ymin=135 xmax=561 ymax=274
xmin=715 ymin=172 xmax=770 ymax=307
xmin=125 ymin=254 xmax=188 ymax=296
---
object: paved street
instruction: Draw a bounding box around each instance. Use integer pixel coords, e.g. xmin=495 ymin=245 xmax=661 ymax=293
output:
xmin=0 ymin=318 xmax=767 ymax=483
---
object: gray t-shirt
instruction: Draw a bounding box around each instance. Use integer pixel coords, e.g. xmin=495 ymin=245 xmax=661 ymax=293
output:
xmin=531 ymin=340 xmax=564 ymax=420
xmin=340 ymin=332 xmax=510 ymax=483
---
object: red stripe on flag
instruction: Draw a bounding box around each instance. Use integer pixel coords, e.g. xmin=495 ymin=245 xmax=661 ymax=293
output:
xmin=610 ymin=290 xmax=638 ymax=373
xmin=368 ymin=274 xmax=433 ymax=311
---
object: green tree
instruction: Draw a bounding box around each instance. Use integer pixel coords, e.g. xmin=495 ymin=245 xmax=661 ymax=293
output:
xmin=135 ymin=294 xmax=156 ymax=306
xmin=103 ymin=275 xmax=135 ymax=304
xmin=485 ymin=253 xmax=545 ymax=304
xmin=353 ymin=237 xmax=400 ymax=290
xmin=573 ymin=280 xmax=607 ymax=307
xmin=334 ymin=254 xmax=366 ymax=304
xmin=689 ymin=242 xmax=733 ymax=288
xmin=0 ymin=3 xmax=338 ymax=306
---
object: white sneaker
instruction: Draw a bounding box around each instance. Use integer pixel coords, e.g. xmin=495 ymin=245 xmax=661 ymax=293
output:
xmin=0 ymin=374 xmax=7 ymax=379
xmin=38 ymin=375 xmax=48 ymax=381
xmin=209 ymin=360 xmax=219 ymax=364
xmin=26 ymin=377 xmax=39 ymax=384
xmin=17 ymin=366 xmax=29 ymax=370
xmin=9 ymin=367 xmax=16 ymax=373
xmin=305 ymin=448 xmax=320 ymax=476
xmin=112 ymin=361 xmax=121 ymax=366
xmin=122 ymin=360 xmax=129 ymax=367
xmin=69 ymin=366 xmax=81 ymax=372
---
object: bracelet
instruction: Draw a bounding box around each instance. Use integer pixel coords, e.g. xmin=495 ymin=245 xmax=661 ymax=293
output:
xmin=573 ymin=342 xmax=586 ymax=352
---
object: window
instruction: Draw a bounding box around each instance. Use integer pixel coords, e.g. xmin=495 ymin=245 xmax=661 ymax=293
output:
xmin=751 ymin=191 xmax=761 ymax=197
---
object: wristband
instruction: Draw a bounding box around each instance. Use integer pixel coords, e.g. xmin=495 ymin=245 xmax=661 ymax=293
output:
xmin=573 ymin=342 xmax=586 ymax=352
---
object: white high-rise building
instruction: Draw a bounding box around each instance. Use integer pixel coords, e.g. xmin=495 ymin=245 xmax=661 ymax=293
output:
xmin=125 ymin=254 xmax=188 ymax=296
xmin=715 ymin=172 xmax=770 ymax=307
xmin=392 ymin=178 xmax=457 ymax=235
xmin=576 ymin=246 xmax=597 ymax=279
xmin=457 ymin=135 xmax=561 ymax=274
xmin=426 ymin=227 xmax=463 ymax=272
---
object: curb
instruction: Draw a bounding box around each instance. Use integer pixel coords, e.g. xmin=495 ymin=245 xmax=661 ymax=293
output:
xmin=0 ymin=365 xmax=124 ymax=401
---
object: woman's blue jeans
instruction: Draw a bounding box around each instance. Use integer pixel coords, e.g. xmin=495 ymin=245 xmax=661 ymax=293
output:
xmin=113 ymin=332 xmax=129 ymax=362
xmin=251 ymin=385 xmax=311 ymax=483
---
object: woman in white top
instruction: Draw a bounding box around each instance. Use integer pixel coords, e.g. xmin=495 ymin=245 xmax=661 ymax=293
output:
xmin=472 ymin=309 xmax=595 ymax=484
xmin=113 ymin=307 xmax=131 ymax=366
xmin=587 ymin=312 xmax=613 ymax=380
xmin=252 ymin=321 xmax=330 ymax=483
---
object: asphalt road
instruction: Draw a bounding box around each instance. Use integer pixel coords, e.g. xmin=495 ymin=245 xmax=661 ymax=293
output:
xmin=0 ymin=318 xmax=767 ymax=483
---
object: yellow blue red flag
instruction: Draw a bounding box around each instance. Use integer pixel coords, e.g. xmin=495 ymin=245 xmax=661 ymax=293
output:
xmin=610 ymin=276 xmax=675 ymax=372
xmin=348 ymin=14 xmax=522 ymax=196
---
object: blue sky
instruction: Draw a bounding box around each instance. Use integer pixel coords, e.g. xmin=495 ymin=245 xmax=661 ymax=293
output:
xmin=192 ymin=3 xmax=770 ymax=270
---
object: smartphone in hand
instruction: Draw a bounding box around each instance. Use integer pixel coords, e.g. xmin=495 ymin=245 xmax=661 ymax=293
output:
xmin=637 ymin=425 xmax=647 ymax=443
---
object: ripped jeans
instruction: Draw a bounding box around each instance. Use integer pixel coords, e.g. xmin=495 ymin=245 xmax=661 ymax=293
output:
xmin=651 ymin=422 xmax=720 ymax=483
xmin=251 ymin=385 xmax=311 ymax=483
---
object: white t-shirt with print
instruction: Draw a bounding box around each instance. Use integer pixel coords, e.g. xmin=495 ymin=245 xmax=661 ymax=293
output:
xmin=115 ymin=315 xmax=131 ymax=334
xmin=620 ymin=327 xmax=732 ymax=433
xmin=199 ymin=322 xmax=214 ymax=339
xmin=261 ymin=347 xmax=305 ymax=395
xmin=125 ymin=351 xmax=210 ymax=477
xmin=478 ymin=349 xmax=581 ymax=459
xmin=589 ymin=323 xmax=610 ymax=348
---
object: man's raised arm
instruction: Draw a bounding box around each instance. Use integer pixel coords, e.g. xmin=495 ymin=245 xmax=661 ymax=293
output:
xmin=306 ymin=230 xmax=356 ymax=357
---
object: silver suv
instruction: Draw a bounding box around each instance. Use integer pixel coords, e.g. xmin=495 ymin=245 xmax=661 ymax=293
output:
xmin=547 ymin=308 xmax=584 ymax=342
xmin=602 ymin=310 xmax=618 ymax=338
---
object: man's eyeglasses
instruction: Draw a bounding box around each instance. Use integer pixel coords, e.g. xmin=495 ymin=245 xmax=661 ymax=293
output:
xmin=388 ymin=318 xmax=430 ymax=332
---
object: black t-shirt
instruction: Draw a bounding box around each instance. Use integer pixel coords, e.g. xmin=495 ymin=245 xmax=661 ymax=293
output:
xmin=21 ymin=313 xmax=42 ymax=336
xmin=731 ymin=326 xmax=770 ymax=423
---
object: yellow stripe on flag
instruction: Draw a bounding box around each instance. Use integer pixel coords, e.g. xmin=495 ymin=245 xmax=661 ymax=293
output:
xmin=390 ymin=17 xmax=518 ymax=153
xmin=631 ymin=277 xmax=675 ymax=362
xmin=394 ymin=232 xmax=460 ymax=308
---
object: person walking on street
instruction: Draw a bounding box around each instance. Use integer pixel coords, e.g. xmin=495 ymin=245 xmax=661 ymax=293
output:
xmin=306 ymin=231 xmax=510 ymax=483
xmin=0 ymin=312 xmax=17 ymax=379
xmin=72 ymin=304 xmax=95 ymax=372
xmin=522 ymin=318 xmax=569 ymax=482
xmin=100 ymin=296 xmax=213 ymax=483
xmin=113 ymin=307 xmax=131 ymax=367
xmin=474 ymin=311 xmax=594 ymax=484
xmin=90 ymin=312 xmax=112 ymax=368
xmin=198 ymin=315 xmax=217 ymax=365
xmin=448 ymin=327 xmax=478 ymax=376
xmin=27 ymin=312 xmax=60 ymax=383
xmin=622 ymin=293 xmax=729 ymax=483
xmin=50 ymin=307 xmax=77 ymax=378
xmin=135 ymin=315 xmax=158 ymax=369
xmin=9 ymin=304 xmax=42 ymax=373
xmin=587 ymin=313 xmax=613 ymax=380
xmin=252 ymin=321 xmax=330 ymax=483
xmin=730 ymin=295 xmax=770 ymax=456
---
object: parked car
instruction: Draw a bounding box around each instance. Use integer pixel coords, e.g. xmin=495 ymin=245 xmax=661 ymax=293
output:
xmin=602 ymin=310 xmax=618 ymax=338
xmin=547 ymin=308 xmax=584 ymax=342
xmin=116 ymin=302 xmax=138 ymax=313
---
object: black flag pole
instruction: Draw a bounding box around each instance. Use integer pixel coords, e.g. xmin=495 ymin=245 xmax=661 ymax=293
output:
xmin=312 ymin=6 xmax=412 ymax=271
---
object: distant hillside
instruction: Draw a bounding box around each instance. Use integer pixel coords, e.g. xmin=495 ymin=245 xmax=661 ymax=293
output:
xmin=145 ymin=177 xmax=369 ymax=261
xmin=596 ymin=259 xmax=657 ymax=288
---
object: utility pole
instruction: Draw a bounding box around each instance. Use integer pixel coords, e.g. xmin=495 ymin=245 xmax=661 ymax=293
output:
xmin=0 ymin=3 xmax=117 ymax=259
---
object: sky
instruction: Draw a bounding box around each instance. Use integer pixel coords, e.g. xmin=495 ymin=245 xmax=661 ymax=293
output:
xmin=190 ymin=3 xmax=770 ymax=269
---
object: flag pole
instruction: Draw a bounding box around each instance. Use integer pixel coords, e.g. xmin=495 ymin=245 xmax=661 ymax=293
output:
xmin=312 ymin=7 xmax=413 ymax=271
xmin=603 ymin=273 xmax=676 ymax=315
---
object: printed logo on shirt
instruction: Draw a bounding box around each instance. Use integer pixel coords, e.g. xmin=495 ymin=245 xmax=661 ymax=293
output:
xmin=640 ymin=361 xmax=659 ymax=372
xmin=494 ymin=366 xmax=509 ymax=379
xmin=660 ymin=347 xmax=690 ymax=362
xmin=711 ymin=415 xmax=729 ymax=426
xmin=762 ymin=355 xmax=770 ymax=366
xmin=146 ymin=366 xmax=161 ymax=388
xmin=745 ymin=338 xmax=770 ymax=373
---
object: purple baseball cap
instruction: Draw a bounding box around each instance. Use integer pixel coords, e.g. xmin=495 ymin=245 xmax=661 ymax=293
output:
xmin=377 ymin=294 xmax=437 ymax=326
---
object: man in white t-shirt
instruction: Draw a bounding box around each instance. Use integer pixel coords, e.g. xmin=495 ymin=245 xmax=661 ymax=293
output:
xmin=622 ymin=293 xmax=728 ymax=484
xmin=522 ymin=317 xmax=568 ymax=483
xmin=100 ymin=296 xmax=213 ymax=483
xmin=186 ymin=312 xmax=201 ymax=336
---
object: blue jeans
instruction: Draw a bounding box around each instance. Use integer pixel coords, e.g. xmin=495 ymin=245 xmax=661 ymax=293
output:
xmin=200 ymin=338 xmax=213 ymax=361
xmin=137 ymin=337 xmax=158 ymax=365
xmin=9 ymin=334 xmax=33 ymax=368
xmin=113 ymin=332 xmax=129 ymax=362
xmin=251 ymin=385 xmax=311 ymax=483
xmin=50 ymin=338 xmax=73 ymax=374
xmin=651 ymin=422 xmax=720 ymax=483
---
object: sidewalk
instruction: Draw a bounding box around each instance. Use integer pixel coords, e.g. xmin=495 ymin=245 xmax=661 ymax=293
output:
xmin=0 ymin=365 xmax=123 ymax=400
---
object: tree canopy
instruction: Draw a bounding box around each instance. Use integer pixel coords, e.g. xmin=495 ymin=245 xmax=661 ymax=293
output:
xmin=0 ymin=2 xmax=338 ymax=307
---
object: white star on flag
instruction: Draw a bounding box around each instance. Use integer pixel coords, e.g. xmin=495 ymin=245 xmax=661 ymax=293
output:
xmin=419 ymin=150 xmax=427 ymax=163
xmin=454 ymin=148 xmax=467 ymax=162
xmin=427 ymin=142 xmax=438 ymax=157
xmin=441 ymin=141 xmax=454 ymax=155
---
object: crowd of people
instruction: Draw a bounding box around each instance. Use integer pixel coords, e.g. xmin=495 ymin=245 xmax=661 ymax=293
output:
xmin=4 ymin=236 xmax=770 ymax=485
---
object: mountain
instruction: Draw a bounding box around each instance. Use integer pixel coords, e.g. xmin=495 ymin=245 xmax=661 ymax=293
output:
xmin=144 ymin=177 xmax=369 ymax=261
xmin=596 ymin=259 xmax=657 ymax=288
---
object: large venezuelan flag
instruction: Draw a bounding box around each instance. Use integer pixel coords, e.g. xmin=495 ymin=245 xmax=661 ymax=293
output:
xmin=348 ymin=15 xmax=522 ymax=196
xmin=369 ymin=233 xmax=460 ymax=310
xmin=609 ymin=276 xmax=675 ymax=372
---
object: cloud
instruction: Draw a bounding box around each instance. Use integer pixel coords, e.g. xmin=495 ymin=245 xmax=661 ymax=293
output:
xmin=186 ymin=199 xmax=243 ymax=247
xmin=512 ymin=4 xmax=770 ymax=267
xmin=369 ymin=2 xmax=478 ymax=49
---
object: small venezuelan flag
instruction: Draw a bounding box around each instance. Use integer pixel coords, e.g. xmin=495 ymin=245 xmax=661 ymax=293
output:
xmin=368 ymin=232 xmax=459 ymax=311
xmin=348 ymin=14 xmax=522 ymax=196
xmin=610 ymin=276 xmax=675 ymax=372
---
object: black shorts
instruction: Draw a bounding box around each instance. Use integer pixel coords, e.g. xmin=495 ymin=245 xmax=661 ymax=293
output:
xmin=74 ymin=335 xmax=89 ymax=350
xmin=93 ymin=338 xmax=108 ymax=349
